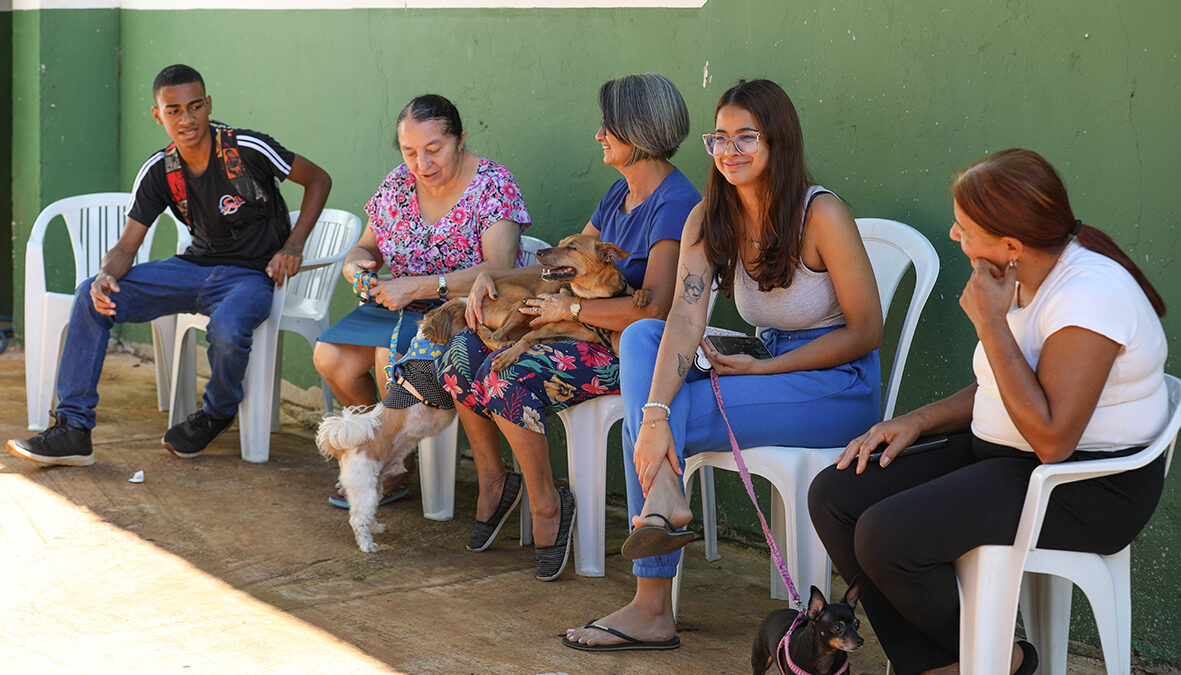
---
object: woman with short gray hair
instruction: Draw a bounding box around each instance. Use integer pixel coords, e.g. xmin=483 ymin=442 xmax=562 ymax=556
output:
xmin=435 ymin=73 xmax=700 ymax=582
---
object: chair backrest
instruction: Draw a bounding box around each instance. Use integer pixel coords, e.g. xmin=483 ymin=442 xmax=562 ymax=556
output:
xmin=26 ymin=193 xmax=187 ymax=287
xmin=284 ymin=209 xmax=364 ymax=314
xmin=855 ymin=218 xmax=941 ymax=420
xmin=520 ymin=234 xmax=551 ymax=267
xmin=1157 ymin=374 xmax=1180 ymax=475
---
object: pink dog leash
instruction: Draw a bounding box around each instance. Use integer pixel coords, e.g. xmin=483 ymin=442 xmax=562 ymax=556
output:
xmin=708 ymin=369 xmax=847 ymax=675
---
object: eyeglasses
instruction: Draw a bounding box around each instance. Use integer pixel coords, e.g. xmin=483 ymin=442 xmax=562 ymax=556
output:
xmin=702 ymin=131 xmax=763 ymax=156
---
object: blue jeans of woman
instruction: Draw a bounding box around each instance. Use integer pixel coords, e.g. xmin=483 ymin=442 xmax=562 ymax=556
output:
xmin=619 ymin=318 xmax=881 ymax=578
xmin=55 ymin=256 xmax=274 ymax=429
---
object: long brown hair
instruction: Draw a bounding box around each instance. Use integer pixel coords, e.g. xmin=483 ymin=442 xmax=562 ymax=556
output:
xmin=700 ymin=79 xmax=813 ymax=295
xmin=954 ymin=148 xmax=1165 ymax=317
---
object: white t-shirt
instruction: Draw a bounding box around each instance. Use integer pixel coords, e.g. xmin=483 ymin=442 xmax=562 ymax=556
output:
xmin=971 ymin=240 xmax=1168 ymax=453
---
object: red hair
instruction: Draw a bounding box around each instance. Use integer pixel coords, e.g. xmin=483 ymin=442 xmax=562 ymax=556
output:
xmin=954 ymin=149 xmax=1165 ymax=317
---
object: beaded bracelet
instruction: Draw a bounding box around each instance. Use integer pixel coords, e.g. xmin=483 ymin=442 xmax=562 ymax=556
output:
xmin=641 ymin=402 xmax=671 ymax=416
xmin=352 ymin=269 xmax=378 ymax=303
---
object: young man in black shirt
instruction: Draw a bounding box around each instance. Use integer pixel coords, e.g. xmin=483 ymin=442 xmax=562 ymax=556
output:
xmin=8 ymin=64 xmax=332 ymax=466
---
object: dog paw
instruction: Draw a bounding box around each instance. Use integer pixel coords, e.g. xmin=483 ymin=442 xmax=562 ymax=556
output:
xmin=358 ymin=541 xmax=380 ymax=553
xmin=633 ymin=289 xmax=652 ymax=308
xmin=491 ymin=348 xmax=524 ymax=371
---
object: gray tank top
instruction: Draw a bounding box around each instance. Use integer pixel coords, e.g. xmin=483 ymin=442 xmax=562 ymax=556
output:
xmin=733 ymin=186 xmax=846 ymax=331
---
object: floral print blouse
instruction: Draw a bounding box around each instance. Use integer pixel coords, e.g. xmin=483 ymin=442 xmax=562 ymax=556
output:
xmin=363 ymin=156 xmax=531 ymax=276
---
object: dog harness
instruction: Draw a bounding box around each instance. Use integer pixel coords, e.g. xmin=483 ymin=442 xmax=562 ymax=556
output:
xmin=777 ymin=619 xmax=850 ymax=675
xmin=380 ymin=320 xmax=454 ymax=410
xmin=164 ymin=121 xmax=268 ymax=232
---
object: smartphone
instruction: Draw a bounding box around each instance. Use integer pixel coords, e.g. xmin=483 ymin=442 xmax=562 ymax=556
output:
xmin=867 ymin=436 xmax=949 ymax=463
xmin=705 ymin=334 xmax=773 ymax=360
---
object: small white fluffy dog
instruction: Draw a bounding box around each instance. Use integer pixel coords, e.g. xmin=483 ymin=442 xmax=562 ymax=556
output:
xmin=316 ymin=302 xmax=467 ymax=552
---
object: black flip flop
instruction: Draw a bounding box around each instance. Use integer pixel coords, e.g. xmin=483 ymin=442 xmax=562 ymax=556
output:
xmin=620 ymin=513 xmax=694 ymax=560
xmin=562 ymin=621 xmax=680 ymax=652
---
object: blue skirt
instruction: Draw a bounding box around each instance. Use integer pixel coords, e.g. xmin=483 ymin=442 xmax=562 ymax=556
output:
xmin=317 ymin=302 xmax=425 ymax=354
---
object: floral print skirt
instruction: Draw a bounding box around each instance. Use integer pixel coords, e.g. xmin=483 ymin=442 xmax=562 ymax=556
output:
xmin=435 ymin=330 xmax=619 ymax=434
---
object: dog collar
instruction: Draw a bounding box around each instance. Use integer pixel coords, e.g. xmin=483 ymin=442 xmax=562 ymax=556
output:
xmin=776 ymin=615 xmax=849 ymax=675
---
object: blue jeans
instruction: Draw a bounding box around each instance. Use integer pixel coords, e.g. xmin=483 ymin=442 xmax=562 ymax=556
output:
xmin=619 ymin=318 xmax=881 ymax=578
xmin=56 ymin=256 xmax=275 ymax=429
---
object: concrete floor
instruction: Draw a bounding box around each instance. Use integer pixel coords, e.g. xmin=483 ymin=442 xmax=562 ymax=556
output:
xmin=0 ymin=346 xmax=1149 ymax=674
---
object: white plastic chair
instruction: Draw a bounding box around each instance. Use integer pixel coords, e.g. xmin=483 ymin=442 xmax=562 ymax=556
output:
xmin=418 ymin=234 xmax=550 ymax=522
xmin=673 ymin=218 xmax=940 ymax=614
xmin=168 ymin=209 xmax=363 ymax=462
xmin=24 ymin=193 xmax=187 ymax=431
xmin=954 ymin=374 xmax=1180 ymax=675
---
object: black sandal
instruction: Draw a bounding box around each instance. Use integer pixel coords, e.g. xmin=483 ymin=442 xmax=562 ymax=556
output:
xmin=466 ymin=472 xmax=523 ymax=552
xmin=620 ymin=513 xmax=695 ymax=560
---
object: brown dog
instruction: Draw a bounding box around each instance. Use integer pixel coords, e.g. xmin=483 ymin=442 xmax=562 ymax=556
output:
xmin=446 ymin=232 xmax=651 ymax=370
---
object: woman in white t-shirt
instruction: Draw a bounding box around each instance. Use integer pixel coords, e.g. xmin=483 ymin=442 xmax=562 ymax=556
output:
xmin=809 ymin=148 xmax=1168 ymax=675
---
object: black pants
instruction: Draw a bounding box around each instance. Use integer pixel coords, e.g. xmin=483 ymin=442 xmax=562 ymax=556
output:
xmin=807 ymin=432 xmax=1165 ymax=674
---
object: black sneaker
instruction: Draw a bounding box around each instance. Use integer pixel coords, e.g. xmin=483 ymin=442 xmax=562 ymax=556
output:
xmin=163 ymin=409 xmax=234 ymax=458
xmin=6 ymin=411 xmax=94 ymax=467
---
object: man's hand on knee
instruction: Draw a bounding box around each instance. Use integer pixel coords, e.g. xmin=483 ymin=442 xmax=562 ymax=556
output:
xmin=90 ymin=273 xmax=120 ymax=315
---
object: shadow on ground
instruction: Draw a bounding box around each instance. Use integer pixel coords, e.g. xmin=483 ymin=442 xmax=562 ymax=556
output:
xmin=2 ymin=347 xmax=1136 ymax=674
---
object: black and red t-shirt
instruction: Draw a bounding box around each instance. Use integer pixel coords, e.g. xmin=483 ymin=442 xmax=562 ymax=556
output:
xmin=128 ymin=126 xmax=294 ymax=270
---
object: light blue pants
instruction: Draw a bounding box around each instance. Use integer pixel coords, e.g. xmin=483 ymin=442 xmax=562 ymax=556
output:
xmin=619 ymin=318 xmax=881 ymax=578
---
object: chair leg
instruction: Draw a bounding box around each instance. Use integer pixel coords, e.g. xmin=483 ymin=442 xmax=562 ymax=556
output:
xmin=1020 ymin=572 xmax=1073 ymax=675
xmin=169 ymin=324 xmax=199 ymax=427
xmin=237 ymin=291 xmax=284 ymax=463
xmin=517 ymin=456 xmax=533 ymax=547
xmin=418 ymin=416 xmax=459 ymax=521
xmin=561 ymin=404 xmax=611 ymax=578
xmin=150 ymin=316 xmax=176 ymax=412
xmin=956 ymin=545 xmax=1025 ymax=675
xmin=320 ymin=375 xmax=334 ymax=415
xmin=25 ymin=316 xmax=62 ymax=431
xmin=701 ymin=466 xmax=721 ymax=562
xmin=1071 ymin=550 xmax=1131 ymax=675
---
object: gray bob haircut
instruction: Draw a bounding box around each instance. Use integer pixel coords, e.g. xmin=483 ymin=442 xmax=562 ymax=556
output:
xmin=598 ymin=73 xmax=690 ymax=166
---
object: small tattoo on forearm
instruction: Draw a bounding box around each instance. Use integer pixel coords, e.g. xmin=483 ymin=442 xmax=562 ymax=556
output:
xmin=680 ymin=264 xmax=706 ymax=305
xmin=677 ymin=352 xmax=692 ymax=378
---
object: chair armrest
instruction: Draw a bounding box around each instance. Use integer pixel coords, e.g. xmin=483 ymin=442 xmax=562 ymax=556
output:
xmin=1013 ymin=444 xmax=1169 ymax=556
xmin=297 ymin=255 xmax=343 ymax=271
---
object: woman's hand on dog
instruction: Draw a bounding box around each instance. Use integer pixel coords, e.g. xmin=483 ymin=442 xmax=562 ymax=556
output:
xmin=519 ymin=292 xmax=575 ymax=328
xmin=634 ymin=420 xmax=682 ymax=497
xmin=836 ymin=416 xmax=923 ymax=474
xmin=466 ymin=272 xmax=499 ymax=329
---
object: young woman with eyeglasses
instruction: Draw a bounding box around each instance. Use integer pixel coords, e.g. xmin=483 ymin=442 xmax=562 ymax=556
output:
xmin=564 ymin=79 xmax=883 ymax=652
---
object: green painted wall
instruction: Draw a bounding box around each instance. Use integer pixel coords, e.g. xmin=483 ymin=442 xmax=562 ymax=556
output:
xmin=11 ymin=8 xmax=120 ymax=307
xmin=1 ymin=10 xmax=12 ymax=318
xmin=7 ymin=0 xmax=1181 ymax=662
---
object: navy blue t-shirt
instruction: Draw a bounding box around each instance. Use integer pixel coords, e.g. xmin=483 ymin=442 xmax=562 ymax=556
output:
xmin=591 ymin=168 xmax=701 ymax=289
xmin=127 ymin=126 xmax=295 ymax=270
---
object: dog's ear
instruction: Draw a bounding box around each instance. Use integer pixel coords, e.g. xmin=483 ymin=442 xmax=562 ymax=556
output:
xmin=806 ymin=585 xmax=828 ymax=621
xmin=596 ymin=241 xmax=630 ymax=262
xmin=843 ymin=576 xmax=861 ymax=609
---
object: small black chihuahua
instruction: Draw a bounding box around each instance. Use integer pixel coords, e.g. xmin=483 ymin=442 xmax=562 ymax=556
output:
xmin=751 ymin=579 xmax=863 ymax=675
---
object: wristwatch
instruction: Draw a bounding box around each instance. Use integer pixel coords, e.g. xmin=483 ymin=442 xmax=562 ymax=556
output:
xmin=436 ymin=274 xmax=448 ymax=300
xmin=569 ymin=300 xmax=582 ymax=322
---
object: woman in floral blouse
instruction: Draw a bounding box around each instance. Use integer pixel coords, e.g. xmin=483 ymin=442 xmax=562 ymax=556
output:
xmin=314 ymin=94 xmax=529 ymax=506
xmin=435 ymin=73 xmax=701 ymax=581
